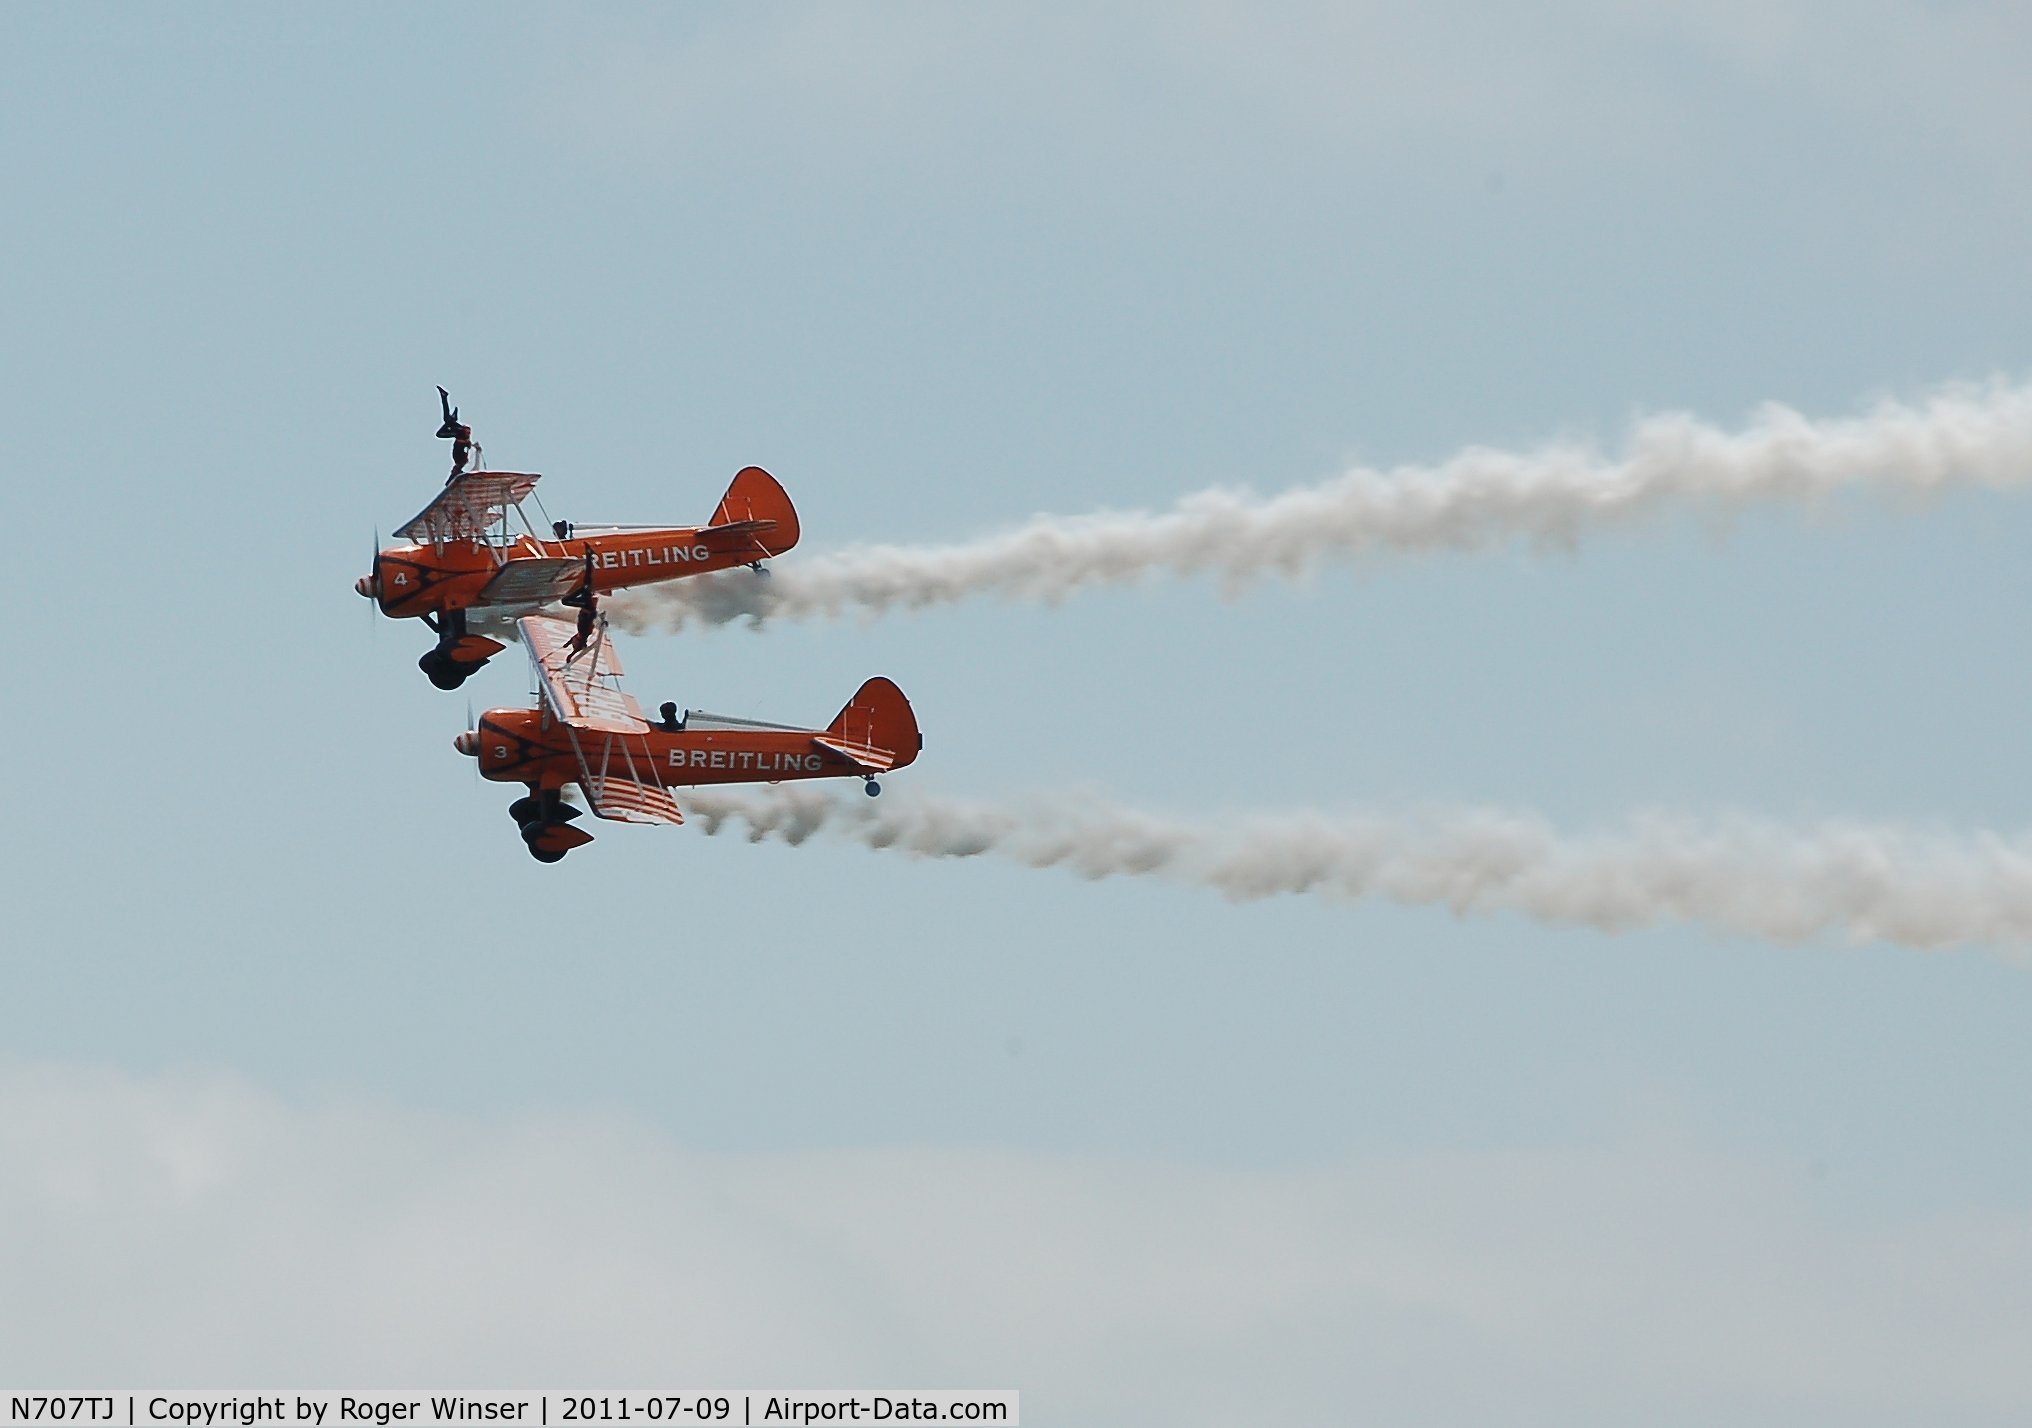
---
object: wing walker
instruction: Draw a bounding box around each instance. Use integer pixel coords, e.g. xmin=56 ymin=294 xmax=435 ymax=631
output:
xmin=362 ymin=390 xmax=922 ymax=861
xmin=358 ymin=393 xmax=801 ymax=689
xmin=457 ymin=613 xmax=921 ymax=862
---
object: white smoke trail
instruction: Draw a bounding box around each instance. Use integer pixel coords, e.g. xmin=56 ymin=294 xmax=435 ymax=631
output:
xmin=681 ymin=786 xmax=2032 ymax=950
xmin=609 ymin=380 xmax=2032 ymax=631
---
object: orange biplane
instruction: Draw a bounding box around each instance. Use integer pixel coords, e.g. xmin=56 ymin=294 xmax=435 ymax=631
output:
xmin=358 ymin=456 xmax=798 ymax=689
xmin=457 ymin=614 xmax=922 ymax=861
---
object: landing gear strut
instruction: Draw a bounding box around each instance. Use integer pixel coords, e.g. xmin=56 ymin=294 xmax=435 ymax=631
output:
xmin=419 ymin=609 xmax=493 ymax=690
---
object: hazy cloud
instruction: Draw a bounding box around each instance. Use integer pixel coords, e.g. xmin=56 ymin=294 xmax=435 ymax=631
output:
xmin=4 ymin=1064 xmax=2030 ymax=1425
xmin=548 ymin=1 xmax=2032 ymax=183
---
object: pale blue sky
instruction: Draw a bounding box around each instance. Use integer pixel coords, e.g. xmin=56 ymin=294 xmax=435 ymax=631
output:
xmin=4 ymin=3 xmax=2032 ymax=1420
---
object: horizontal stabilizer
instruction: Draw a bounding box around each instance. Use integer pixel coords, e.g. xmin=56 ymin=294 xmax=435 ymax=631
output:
xmin=701 ymin=517 xmax=779 ymax=540
xmin=810 ymin=736 xmax=895 ymax=774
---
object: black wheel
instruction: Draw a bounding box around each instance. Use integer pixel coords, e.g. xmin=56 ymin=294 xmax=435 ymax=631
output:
xmin=420 ymin=649 xmax=466 ymax=690
xmin=508 ymin=795 xmax=542 ymax=824
xmin=864 ymin=779 xmax=882 ymax=797
xmin=528 ymin=843 xmax=566 ymax=863
xmin=519 ymin=818 xmax=549 ymax=844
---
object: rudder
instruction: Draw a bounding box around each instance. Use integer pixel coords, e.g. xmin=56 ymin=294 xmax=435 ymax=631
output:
xmin=827 ymin=677 xmax=922 ymax=770
xmin=710 ymin=466 xmax=801 ymax=556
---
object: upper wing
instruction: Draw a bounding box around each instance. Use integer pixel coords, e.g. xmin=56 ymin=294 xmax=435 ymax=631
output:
xmin=518 ymin=614 xmax=647 ymax=733
xmin=476 ymin=556 xmax=584 ymax=607
xmin=518 ymin=614 xmax=682 ymax=826
xmin=394 ymin=471 xmax=541 ymax=543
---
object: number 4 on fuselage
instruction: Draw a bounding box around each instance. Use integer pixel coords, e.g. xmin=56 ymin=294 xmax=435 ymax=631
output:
xmin=357 ymin=465 xmax=799 ymax=689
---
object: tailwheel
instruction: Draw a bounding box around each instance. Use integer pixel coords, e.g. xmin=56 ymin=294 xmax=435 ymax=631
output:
xmin=864 ymin=778 xmax=882 ymax=797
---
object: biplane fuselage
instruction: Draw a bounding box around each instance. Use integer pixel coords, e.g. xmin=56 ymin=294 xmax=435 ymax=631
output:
xmin=466 ymin=700 xmax=920 ymax=791
xmin=361 ymin=465 xmax=799 ymax=689
xmin=460 ymin=613 xmax=921 ymax=860
xmin=359 ymin=465 xmax=800 ymax=622
xmin=364 ymin=524 xmax=778 ymax=621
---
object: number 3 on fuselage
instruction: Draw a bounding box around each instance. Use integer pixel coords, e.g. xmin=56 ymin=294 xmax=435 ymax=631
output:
xmin=455 ymin=614 xmax=922 ymax=862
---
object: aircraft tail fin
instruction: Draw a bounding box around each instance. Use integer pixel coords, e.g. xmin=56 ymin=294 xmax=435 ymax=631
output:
xmin=706 ymin=466 xmax=800 ymax=556
xmin=825 ymin=677 xmax=922 ymax=771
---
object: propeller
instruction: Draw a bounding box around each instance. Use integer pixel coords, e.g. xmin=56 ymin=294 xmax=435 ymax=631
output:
xmin=358 ymin=527 xmax=382 ymax=619
xmin=454 ymin=698 xmax=482 ymax=770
